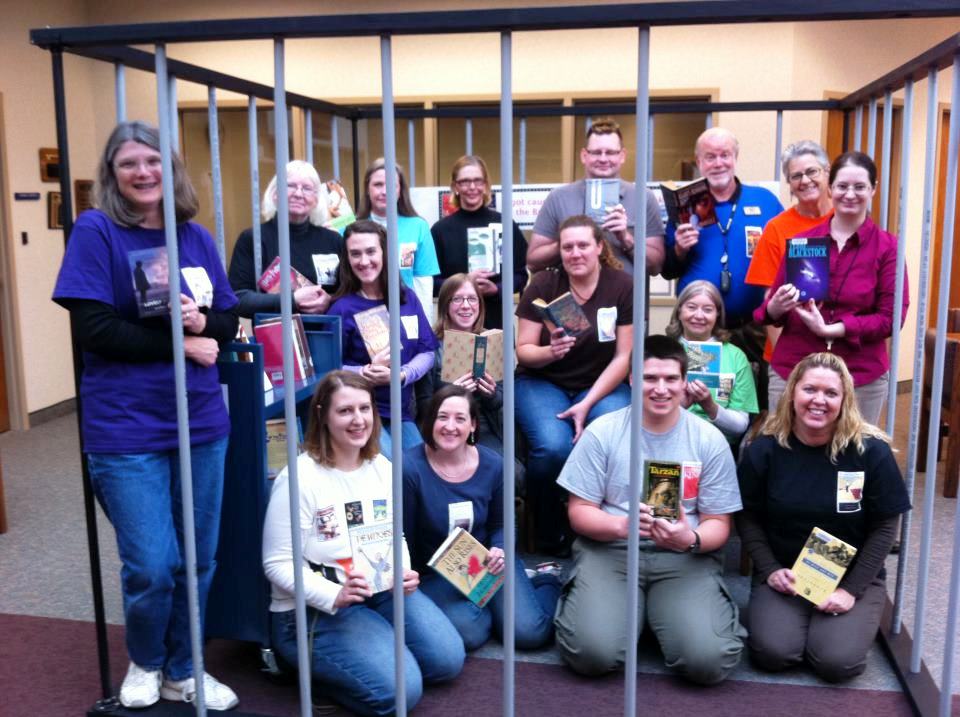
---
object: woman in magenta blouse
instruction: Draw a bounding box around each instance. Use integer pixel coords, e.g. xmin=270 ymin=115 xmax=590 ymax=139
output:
xmin=757 ymin=151 xmax=909 ymax=424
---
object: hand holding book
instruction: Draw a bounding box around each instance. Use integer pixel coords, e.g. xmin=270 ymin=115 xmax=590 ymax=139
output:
xmin=548 ymin=327 xmax=577 ymax=361
xmin=333 ymin=568 xmax=374 ymax=608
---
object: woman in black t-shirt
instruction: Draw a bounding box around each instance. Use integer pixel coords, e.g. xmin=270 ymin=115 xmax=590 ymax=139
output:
xmin=737 ymin=352 xmax=910 ymax=682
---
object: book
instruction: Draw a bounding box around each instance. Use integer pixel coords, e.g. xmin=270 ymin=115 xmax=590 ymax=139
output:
xmin=584 ymin=178 xmax=621 ymax=224
xmin=659 ymin=178 xmax=717 ymax=228
xmin=264 ymin=417 xmax=303 ymax=480
xmin=441 ymin=329 xmax=505 ymax=383
xmin=311 ymin=253 xmax=340 ymax=287
xmin=349 ymin=522 xmax=395 ymax=594
xmin=683 ymin=340 xmax=722 ymax=389
xmin=531 ymin=292 xmax=591 ymax=338
xmin=467 ymin=223 xmax=502 ymax=273
xmin=786 ymin=237 xmax=830 ymax=301
xmin=643 ymin=460 xmax=681 ymax=520
xmin=254 ymin=314 xmax=315 ymax=387
xmin=354 ymin=305 xmax=391 ymax=360
xmin=180 ymin=266 xmax=214 ymax=309
xmin=427 ymin=527 xmax=504 ymax=607
xmin=128 ymin=246 xmax=171 ymax=318
xmin=322 ymin=179 xmax=357 ymax=232
xmin=257 ymin=256 xmax=315 ymax=294
xmin=790 ymin=526 xmax=858 ymax=606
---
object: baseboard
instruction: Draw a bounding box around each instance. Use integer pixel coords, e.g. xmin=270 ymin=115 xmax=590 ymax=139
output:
xmin=897 ymin=379 xmax=912 ymax=395
xmin=28 ymin=398 xmax=76 ymax=427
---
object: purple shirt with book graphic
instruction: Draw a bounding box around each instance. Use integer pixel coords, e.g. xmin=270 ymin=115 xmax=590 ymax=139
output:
xmin=53 ymin=209 xmax=237 ymax=453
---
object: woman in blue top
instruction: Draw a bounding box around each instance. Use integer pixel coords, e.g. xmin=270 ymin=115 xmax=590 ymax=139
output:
xmin=403 ymin=384 xmax=560 ymax=650
xmin=328 ymin=220 xmax=438 ymax=456
xmin=52 ymin=121 xmax=239 ymax=711
xmin=356 ymin=158 xmax=440 ymax=319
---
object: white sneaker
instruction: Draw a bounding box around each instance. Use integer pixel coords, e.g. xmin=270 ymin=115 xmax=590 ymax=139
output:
xmin=119 ymin=662 xmax=161 ymax=708
xmin=160 ymin=671 xmax=239 ymax=711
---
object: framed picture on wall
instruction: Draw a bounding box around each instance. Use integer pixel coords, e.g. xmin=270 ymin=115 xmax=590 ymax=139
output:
xmin=75 ymin=180 xmax=94 ymax=215
xmin=48 ymin=191 xmax=63 ymax=230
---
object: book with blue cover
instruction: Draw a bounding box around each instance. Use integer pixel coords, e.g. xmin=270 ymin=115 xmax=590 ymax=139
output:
xmin=128 ymin=246 xmax=171 ymax=318
xmin=786 ymin=237 xmax=830 ymax=302
xmin=683 ymin=340 xmax=722 ymax=389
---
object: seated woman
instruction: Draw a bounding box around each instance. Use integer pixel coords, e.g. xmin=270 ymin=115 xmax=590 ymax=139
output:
xmin=328 ymin=220 xmax=438 ymax=456
xmin=736 ymin=352 xmax=910 ymax=682
xmin=356 ymin=158 xmax=439 ymax=320
xmin=665 ymin=279 xmax=758 ymax=443
xmin=228 ymin=159 xmax=343 ymax=318
xmin=262 ymin=371 xmax=464 ymax=717
xmin=515 ymin=215 xmax=633 ymax=554
xmin=403 ymin=384 xmax=560 ymax=651
xmin=430 ymin=155 xmax=528 ymax=329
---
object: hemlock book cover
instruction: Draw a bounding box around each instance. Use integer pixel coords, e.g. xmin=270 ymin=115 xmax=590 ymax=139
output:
xmin=786 ymin=237 xmax=830 ymax=301
xmin=349 ymin=522 xmax=395 ymax=594
xmin=427 ymin=527 xmax=504 ymax=607
xmin=683 ymin=340 xmax=722 ymax=389
xmin=128 ymin=246 xmax=171 ymax=318
xmin=532 ymin=292 xmax=591 ymax=337
xmin=584 ymin=178 xmax=621 ymax=224
xmin=643 ymin=460 xmax=680 ymax=520
xmin=791 ymin=527 xmax=857 ymax=606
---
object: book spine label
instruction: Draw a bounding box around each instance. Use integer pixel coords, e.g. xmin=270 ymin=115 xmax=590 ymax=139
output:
xmin=472 ymin=335 xmax=487 ymax=379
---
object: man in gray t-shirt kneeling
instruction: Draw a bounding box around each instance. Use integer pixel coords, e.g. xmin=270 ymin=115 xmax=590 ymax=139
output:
xmin=555 ymin=335 xmax=745 ymax=685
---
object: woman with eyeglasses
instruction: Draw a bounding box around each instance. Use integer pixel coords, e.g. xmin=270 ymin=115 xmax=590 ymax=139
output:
xmin=746 ymin=141 xmax=833 ymax=410
xmin=228 ymin=160 xmax=343 ymax=318
xmin=430 ymin=156 xmax=528 ymax=330
xmin=756 ymin=152 xmax=909 ymax=423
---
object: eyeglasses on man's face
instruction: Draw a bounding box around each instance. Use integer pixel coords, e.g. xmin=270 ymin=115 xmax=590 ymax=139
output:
xmin=584 ymin=149 xmax=623 ymax=158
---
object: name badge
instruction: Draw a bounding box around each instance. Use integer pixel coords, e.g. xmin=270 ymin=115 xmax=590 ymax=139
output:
xmin=596 ymin=306 xmax=617 ymax=342
xmin=180 ymin=266 xmax=214 ymax=308
xmin=744 ymin=206 xmax=761 ymax=216
xmin=745 ymin=226 xmax=762 ymax=258
xmin=400 ymin=314 xmax=419 ymax=339
xmin=836 ymin=471 xmax=865 ymax=513
xmin=399 ymin=242 xmax=417 ymax=269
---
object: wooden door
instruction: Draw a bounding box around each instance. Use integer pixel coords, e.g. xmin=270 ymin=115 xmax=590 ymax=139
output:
xmin=929 ymin=109 xmax=960 ymax=326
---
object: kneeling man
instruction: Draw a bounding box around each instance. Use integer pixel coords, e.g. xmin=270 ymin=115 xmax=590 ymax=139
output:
xmin=554 ymin=335 xmax=745 ymax=684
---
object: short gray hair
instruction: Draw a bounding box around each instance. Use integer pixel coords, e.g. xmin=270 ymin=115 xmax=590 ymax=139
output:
xmin=261 ymin=159 xmax=328 ymax=225
xmin=780 ymin=140 xmax=829 ymax=180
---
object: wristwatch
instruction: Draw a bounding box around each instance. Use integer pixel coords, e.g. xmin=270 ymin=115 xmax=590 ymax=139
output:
xmin=687 ymin=530 xmax=701 ymax=554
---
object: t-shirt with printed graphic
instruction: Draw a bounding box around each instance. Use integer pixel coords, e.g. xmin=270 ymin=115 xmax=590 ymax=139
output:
xmin=515 ymin=264 xmax=633 ymax=391
xmin=366 ymin=213 xmax=440 ymax=289
xmin=558 ymin=408 xmax=741 ymax=537
xmin=738 ymin=433 xmax=910 ymax=571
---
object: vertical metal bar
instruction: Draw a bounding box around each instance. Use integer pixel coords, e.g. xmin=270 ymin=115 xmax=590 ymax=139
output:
xmin=305 ymin=108 xmax=314 ymax=166
xmin=774 ymin=110 xmax=783 ymax=182
xmin=331 ymin=114 xmax=341 ymax=180
xmin=880 ymin=89 xmax=894 ymax=230
xmin=842 ymin=110 xmax=850 ymax=153
xmin=156 ymin=44 xmax=206 ymax=716
xmin=854 ymin=105 xmax=864 ymax=152
xmin=351 ymin=118 xmax=360 ymax=206
xmin=499 ymin=30 xmax=516 ymax=717
xmin=867 ymin=96 xmax=878 ymax=158
xmin=937 ymin=56 xmax=960 ymax=716
xmin=648 ymin=113 xmax=655 ymax=181
xmin=465 ymin=117 xmax=473 ymax=156
xmin=626 ymin=24 xmax=651 ymax=717
xmin=207 ymin=86 xmax=226 ymax=266
xmin=911 ymin=66 xmax=945 ymax=672
xmin=519 ymin=116 xmax=527 ymax=184
xmin=168 ymin=73 xmax=179 ymax=153
xmin=705 ymin=113 xmax=713 ymax=130
xmin=114 ymin=62 xmax=126 ymax=124
xmin=273 ymin=38 xmax=313 ymax=717
xmin=248 ymin=97 xmax=263 ymax=282
xmin=407 ymin=119 xmax=416 ymax=188
xmin=890 ymin=75 xmax=916 ymax=634
xmin=380 ymin=33 xmax=407 ymax=717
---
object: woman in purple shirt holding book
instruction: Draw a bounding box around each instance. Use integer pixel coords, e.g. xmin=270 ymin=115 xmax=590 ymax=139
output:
xmin=757 ymin=152 xmax=909 ymax=424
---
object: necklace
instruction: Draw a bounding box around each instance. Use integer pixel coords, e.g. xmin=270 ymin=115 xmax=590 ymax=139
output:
xmin=568 ymin=278 xmax=597 ymax=304
xmin=429 ymin=449 xmax=471 ymax=481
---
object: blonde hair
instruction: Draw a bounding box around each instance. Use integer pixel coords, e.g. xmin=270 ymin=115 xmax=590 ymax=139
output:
xmin=261 ymin=160 xmax=328 ymax=226
xmin=761 ymin=352 xmax=889 ymax=462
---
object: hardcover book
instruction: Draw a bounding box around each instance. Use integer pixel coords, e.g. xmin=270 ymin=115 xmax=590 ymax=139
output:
xmin=354 ymin=305 xmax=391 ymax=360
xmin=349 ymin=522 xmax=396 ymax=594
xmin=531 ymin=292 xmax=591 ymax=338
xmin=128 ymin=246 xmax=171 ymax=318
xmin=257 ymin=256 xmax=315 ymax=294
xmin=254 ymin=314 xmax=315 ymax=387
xmin=791 ymin=526 xmax=858 ymax=606
xmin=584 ymin=178 xmax=621 ymax=224
xmin=683 ymin=340 xmax=722 ymax=389
xmin=427 ymin=527 xmax=504 ymax=607
xmin=441 ymin=329 xmax=505 ymax=383
xmin=643 ymin=460 xmax=681 ymax=520
xmin=660 ymin=178 xmax=717 ymax=228
xmin=786 ymin=237 xmax=830 ymax=302
xmin=467 ymin=223 xmax=502 ymax=274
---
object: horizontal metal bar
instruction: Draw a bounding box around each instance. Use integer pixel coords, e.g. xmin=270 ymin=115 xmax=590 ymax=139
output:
xmin=29 ymin=1 xmax=960 ymax=48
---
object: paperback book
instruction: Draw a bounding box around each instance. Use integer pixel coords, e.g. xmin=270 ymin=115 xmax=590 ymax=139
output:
xmin=786 ymin=237 xmax=830 ymax=301
xmin=790 ymin=526 xmax=858 ymax=606
xmin=427 ymin=527 xmax=504 ymax=608
xmin=257 ymin=256 xmax=315 ymax=294
xmin=265 ymin=417 xmax=303 ymax=480
xmin=441 ymin=329 xmax=505 ymax=382
xmin=322 ymin=180 xmax=357 ymax=232
xmin=254 ymin=314 xmax=315 ymax=387
xmin=531 ymin=292 xmax=591 ymax=338
xmin=584 ymin=178 xmax=621 ymax=224
xmin=660 ymin=178 xmax=717 ymax=228
xmin=643 ymin=460 xmax=681 ymax=520
xmin=467 ymin=223 xmax=503 ymax=274
xmin=683 ymin=340 xmax=722 ymax=389
xmin=354 ymin=305 xmax=391 ymax=360
xmin=349 ymin=522 xmax=395 ymax=594
xmin=128 ymin=246 xmax=171 ymax=318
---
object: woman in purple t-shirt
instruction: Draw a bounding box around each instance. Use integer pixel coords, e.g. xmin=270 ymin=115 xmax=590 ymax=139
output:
xmin=52 ymin=122 xmax=239 ymax=711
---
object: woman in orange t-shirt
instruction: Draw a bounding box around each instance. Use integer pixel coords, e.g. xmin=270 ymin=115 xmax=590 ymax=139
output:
xmin=745 ymin=140 xmax=833 ymax=410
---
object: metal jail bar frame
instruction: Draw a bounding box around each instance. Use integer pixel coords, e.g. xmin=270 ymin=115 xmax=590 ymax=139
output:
xmin=35 ymin=5 xmax=960 ymax=717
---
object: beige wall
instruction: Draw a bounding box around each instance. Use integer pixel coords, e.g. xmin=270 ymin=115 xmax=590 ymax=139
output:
xmin=3 ymin=2 xmax=959 ymax=415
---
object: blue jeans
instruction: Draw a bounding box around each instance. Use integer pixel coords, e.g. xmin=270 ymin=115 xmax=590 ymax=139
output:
xmin=420 ymin=559 xmax=561 ymax=650
xmin=379 ymin=419 xmax=423 ymax=458
xmin=515 ymin=377 xmax=631 ymax=545
xmin=87 ymin=437 xmax=228 ymax=680
xmin=270 ymin=590 xmax=464 ymax=717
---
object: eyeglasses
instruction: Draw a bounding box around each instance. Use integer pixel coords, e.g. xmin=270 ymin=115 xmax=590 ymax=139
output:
xmin=286 ymin=183 xmax=317 ymax=196
xmin=584 ymin=149 xmax=623 ymax=158
xmin=450 ymin=295 xmax=480 ymax=306
xmin=788 ymin=167 xmax=823 ymax=184
xmin=114 ymin=157 xmax=162 ymax=173
xmin=832 ymin=182 xmax=872 ymax=196
xmin=455 ymin=178 xmax=486 ymax=188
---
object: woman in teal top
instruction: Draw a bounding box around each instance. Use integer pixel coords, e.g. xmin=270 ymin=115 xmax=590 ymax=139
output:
xmin=666 ymin=279 xmax=758 ymax=443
